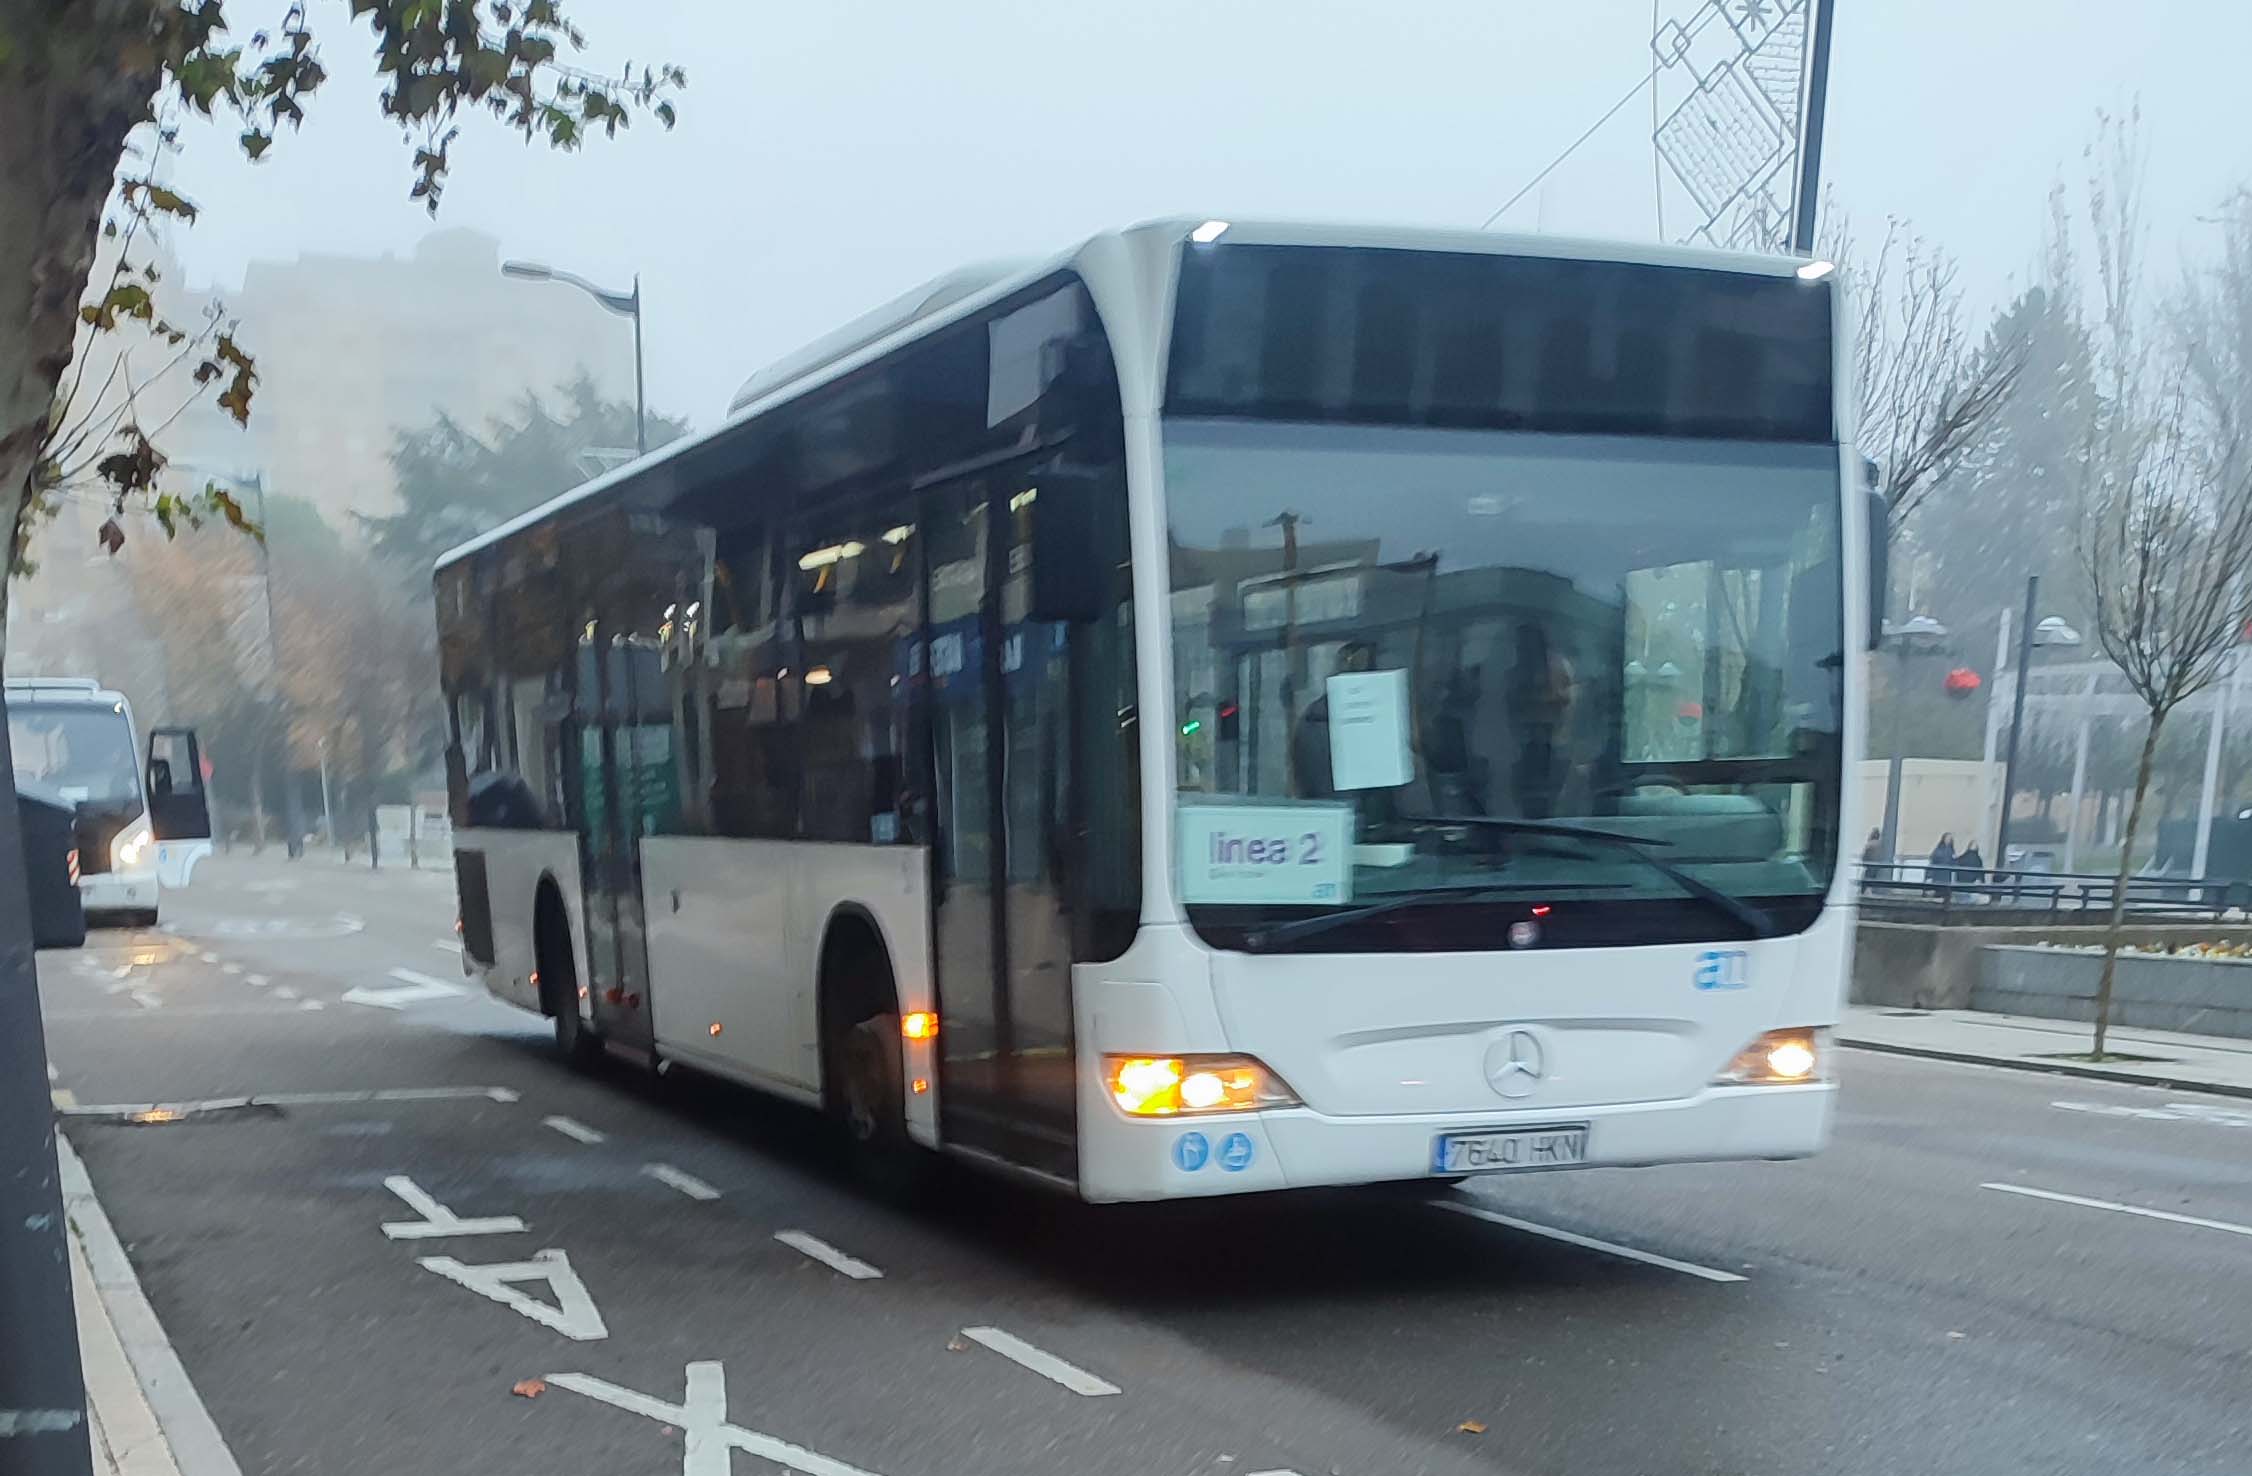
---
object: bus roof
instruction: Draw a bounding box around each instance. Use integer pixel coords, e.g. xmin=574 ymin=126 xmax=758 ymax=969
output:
xmin=432 ymin=219 xmax=1828 ymax=572
xmin=4 ymin=676 xmax=124 ymax=706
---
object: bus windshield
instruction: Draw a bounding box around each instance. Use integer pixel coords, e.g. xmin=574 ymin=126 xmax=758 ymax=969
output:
xmin=1163 ymin=418 xmax=1844 ymax=951
xmin=8 ymin=702 xmax=143 ymax=810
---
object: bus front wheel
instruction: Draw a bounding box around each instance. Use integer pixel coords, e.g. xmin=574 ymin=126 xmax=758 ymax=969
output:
xmin=536 ymin=891 xmax=598 ymax=1070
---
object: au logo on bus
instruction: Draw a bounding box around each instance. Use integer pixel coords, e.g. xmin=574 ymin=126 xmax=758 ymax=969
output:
xmin=1693 ymin=949 xmax=1750 ymax=991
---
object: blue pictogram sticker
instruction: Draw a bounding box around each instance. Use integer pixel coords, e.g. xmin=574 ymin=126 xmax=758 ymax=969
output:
xmin=1171 ymin=1131 xmax=1211 ymax=1171
xmin=1218 ymin=1131 xmax=1256 ymax=1172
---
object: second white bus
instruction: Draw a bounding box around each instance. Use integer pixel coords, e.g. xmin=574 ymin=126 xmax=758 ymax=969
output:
xmin=436 ymin=219 xmax=1871 ymax=1201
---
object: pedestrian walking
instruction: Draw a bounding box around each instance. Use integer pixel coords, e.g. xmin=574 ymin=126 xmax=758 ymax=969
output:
xmin=1955 ymin=841 xmax=1985 ymax=879
xmin=1928 ymin=831 xmax=1957 ymax=883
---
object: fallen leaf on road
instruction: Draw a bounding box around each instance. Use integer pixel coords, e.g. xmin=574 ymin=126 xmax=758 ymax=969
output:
xmin=1457 ymin=1421 xmax=1486 ymax=1435
xmin=510 ymin=1378 xmax=546 ymax=1399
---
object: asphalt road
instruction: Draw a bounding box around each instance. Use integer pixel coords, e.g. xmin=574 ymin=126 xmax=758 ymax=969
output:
xmin=38 ymin=852 xmax=2252 ymax=1476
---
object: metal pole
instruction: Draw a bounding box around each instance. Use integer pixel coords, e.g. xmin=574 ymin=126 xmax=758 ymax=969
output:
xmin=251 ymin=475 xmax=306 ymax=858
xmin=1996 ymin=575 xmax=2040 ymax=867
xmin=630 ymin=274 xmax=647 ymax=459
xmin=2193 ymin=664 xmax=2229 ymax=879
xmin=1790 ymin=0 xmax=1838 ymax=252
xmin=2063 ymin=671 xmax=2097 ymax=872
xmin=0 ymin=688 xmax=97 ymax=1476
xmin=317 ymin=737 xmax=336 ymax=851
xmin=1878 ymin=642 xmax=1907 ymax=861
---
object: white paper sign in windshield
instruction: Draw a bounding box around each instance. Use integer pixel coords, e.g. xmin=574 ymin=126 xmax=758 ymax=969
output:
xmin=1177 ymin=801 xmax=1353 ymax=905
xmin=1326 ymin=670 xmax=1414 ymax=791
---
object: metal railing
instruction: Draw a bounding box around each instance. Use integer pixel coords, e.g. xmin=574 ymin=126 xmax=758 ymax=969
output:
xmin=1854 ymin=861 xmax=2249 ymax=923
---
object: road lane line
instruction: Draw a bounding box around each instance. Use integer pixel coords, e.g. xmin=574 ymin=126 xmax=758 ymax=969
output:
xmin=273 ymin=985 xmax=298 ymax=1000
xmin=129 ymin=989 xmax=161 ymax=1011
xmin=1981 ymin=1182 xmax=2252 ymax=1239
xmin=1433 ymin=1200 xmax=1748 ymax=1282
xmin=433 ymin=939 xmax=462 ymax=954
xmin=220 ymin=962 xmax=242 ymax=976
xmin=643 ymin=1163 xmax=721 ymax=1201
xmin=959 ymin=1326 xmax=1119 ymax=1396
xmin=544 ymin=1115 xmax=607 ymax=1144
xmin=197 ymin=952 xmax=218 ymax=965
xmin=299 ymin=999 xmax=325 ymax=1011
xmin=775 ymin=1231 xmax=883 ymax=1280
xmin=246 ymin=973 xmax=269 ymax=987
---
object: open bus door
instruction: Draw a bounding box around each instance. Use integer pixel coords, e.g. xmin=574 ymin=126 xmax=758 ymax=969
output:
xmin=146 ymin=726 xmax=213 ymax=888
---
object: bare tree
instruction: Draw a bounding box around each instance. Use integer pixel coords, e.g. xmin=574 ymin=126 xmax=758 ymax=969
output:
xmin=1825 ymin=203 xmax=2027 ymax=531
xmin=2075 ymin=110 xmax=2252 ymax=1056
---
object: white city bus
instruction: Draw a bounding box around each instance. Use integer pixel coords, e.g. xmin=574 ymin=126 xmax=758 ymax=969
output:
xmin=6 ymin=677 xmax=213 ymax=925
xmin=436 ymin=220 xmax=1871 ymax=1201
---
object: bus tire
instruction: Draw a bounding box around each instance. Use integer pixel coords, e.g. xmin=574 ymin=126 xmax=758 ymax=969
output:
xmin=536 ymin=885 xmax=598 ymax=1070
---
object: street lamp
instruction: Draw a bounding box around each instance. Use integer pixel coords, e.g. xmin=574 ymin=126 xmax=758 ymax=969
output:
xmin=500 ymin=258 xmax=646 ymax=458
xmin=1877 ymin=613 xmax=1950 ymax=866
xmin=1995 ymin=576 xmax=2082 ymax=869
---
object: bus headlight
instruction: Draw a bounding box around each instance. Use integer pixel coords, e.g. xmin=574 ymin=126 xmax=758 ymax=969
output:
xmin=1104 ymin=1054 xmax=1299 ymax=1116
xmin=1715 ymin=1027 xmax=1829 ymax=1085
xmin=111 ymin=822 xmax=155 ymax=872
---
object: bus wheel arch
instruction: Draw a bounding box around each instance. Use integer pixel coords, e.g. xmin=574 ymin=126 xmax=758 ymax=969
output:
xmin=534 ymin=876 xmax=596 ymax=1066
xmin=816 ymin=907 xmax=904 ymax=1148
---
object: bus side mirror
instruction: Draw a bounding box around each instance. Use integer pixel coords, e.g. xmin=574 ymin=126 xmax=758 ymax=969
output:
xmin=1028 ymin=469 xmax=1108 ymax=625
xmin=1866 ymin=489 xmax=1888 ymax=651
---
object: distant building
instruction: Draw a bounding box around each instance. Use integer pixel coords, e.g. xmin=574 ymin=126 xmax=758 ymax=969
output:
xmin=220 ymin=228 xmax=634 ymax=522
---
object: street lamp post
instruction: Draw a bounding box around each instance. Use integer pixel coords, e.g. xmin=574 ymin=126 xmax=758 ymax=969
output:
xmin=500 ymin=259 xmax=645 ymax=458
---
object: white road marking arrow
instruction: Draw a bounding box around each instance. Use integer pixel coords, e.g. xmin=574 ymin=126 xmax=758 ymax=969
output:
xmin=419 ymin=1248 xmax=609 ymax=1341
xmin=342 ymin=968 xmax=467 ymax=1011
xmin=546 ymin=1361 xmax=889 ymax=1476
xmin=380 ymin=1175 xmax=525 ymax=1240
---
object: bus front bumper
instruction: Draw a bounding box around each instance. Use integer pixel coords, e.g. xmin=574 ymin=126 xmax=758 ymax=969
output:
xmin=1075 ymin=1081 xmax=1834 ymax=1202
xmin=79 ymin=870 xmax=158 ymax=920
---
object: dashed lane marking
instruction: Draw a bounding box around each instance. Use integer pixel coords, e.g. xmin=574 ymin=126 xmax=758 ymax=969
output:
xmin=543 ymin=1116 xmax=606 ymax=1145
xmin=643 ymin=1163 xmax=721 ymax=1201
xmin=246 ymin=974 xmax=269 ymax=987
xmin=273 ymin=986 xmax=299 ymax=1000
xmin=220 ymin=963 xmax=242 ymax=975
xmin=1982 ymin=1182 xmax=2252 ymax=1240
xmin=1433 ymin=1199 xmax=1748 ymax=1282
xmin=958 ymin=1326 xmax=1120 ymax=1397
xmin=299 ymin=999 xmax=325 ymax=1011
xmin=775 ymin=1231 xmax=883 ymax=1280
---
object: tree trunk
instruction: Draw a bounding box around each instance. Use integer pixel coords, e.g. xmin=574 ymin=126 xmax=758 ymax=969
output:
xmin=2093 ymin=715 xmax=2166 ymax=1058
xmin=1 ymin=53 xmax=155 ymax=591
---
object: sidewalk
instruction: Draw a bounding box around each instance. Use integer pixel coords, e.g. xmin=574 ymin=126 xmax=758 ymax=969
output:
xmin=56 ymin=1135 xmax=240 ymax=1476
xmin=1840 ymin=1005 xmax=2252 ymax=1099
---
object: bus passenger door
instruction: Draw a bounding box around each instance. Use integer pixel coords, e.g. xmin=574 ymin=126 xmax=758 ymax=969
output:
xmin=144 ymin=726 xmax=212 ymax=888
xmin=923 ymin=465 xmax=1080 ymax=1180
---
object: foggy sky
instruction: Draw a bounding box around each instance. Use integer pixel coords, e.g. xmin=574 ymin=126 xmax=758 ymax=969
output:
xmin=156 ymin=0 xmax=2252 ymax=432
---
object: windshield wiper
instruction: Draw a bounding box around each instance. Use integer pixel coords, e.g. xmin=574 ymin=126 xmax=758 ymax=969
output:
xmin=1243 ymin=881 xmax=1606 ymax=951
xmin=1396 ymin=814 xmax=1778 ymax=938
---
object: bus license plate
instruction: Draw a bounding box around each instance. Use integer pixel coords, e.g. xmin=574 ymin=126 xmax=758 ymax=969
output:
xmin=1434 ymin=1125 xmax=1590 ymax=1175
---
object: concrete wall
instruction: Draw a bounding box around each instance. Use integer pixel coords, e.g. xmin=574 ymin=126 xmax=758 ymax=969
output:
xmin=1974 ymin=945 xmax=2252 ymax=1038
xmin=1854 ymin=920 xmax=2252 ymax=1009
xmin=1854 ymin=758 xmax=1997 ymax=863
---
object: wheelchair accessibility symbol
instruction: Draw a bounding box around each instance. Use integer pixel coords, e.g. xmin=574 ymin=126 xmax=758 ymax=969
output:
xmin=1171 ymin=1131 xmax=1210 ymax=1171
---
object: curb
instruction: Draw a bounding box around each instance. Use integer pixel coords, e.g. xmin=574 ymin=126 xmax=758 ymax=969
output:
xmin=1839 ymin=1037 xmax=2252 ymax=1101
xmin=56 ymin=1134 xmax=244 ymax=1476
